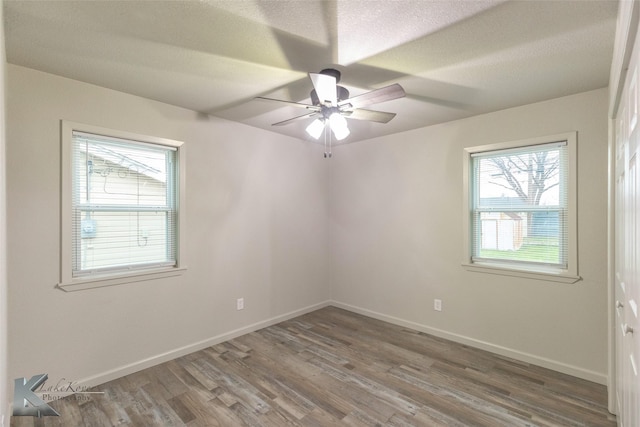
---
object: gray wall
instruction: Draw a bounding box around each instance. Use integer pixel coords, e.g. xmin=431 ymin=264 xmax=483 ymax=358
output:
xmin=329 ymin=88 xmax=609 ymax=383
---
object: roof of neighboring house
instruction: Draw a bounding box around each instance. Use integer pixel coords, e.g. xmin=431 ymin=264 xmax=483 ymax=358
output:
xmin=504 ymin=212 xmax=522 ymax=221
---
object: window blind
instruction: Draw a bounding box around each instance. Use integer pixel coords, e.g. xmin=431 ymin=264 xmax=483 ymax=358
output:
xmin=71 ymin=131 xmax=178 ymax=276
xmin=470 ymin=141 xmax=568 ymax=268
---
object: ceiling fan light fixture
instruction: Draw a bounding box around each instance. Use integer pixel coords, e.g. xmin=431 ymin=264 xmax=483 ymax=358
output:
xmin=305 ymin=118 xmax=325 ymax=139
xmin=257 ymin=68 xmax=406 ymax=150
xmin=329 ymin=112 xmax=350 ymax=141
xmin=332 ymin=126 xmax=350 ymax=141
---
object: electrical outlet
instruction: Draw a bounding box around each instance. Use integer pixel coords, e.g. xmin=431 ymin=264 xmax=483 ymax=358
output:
xmin=236 ymin=298 xmax=244 ymax=310
xmin=434 ymin=299 xmax=442 ymax=312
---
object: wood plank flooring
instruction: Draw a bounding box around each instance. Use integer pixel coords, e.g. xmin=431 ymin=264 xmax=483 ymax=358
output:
xmin=11 ymin=306 xmax=616 ymax=426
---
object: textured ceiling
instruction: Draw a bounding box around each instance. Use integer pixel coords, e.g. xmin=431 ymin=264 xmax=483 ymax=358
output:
xmin=4 ymin=0 xmax=618 ymax=144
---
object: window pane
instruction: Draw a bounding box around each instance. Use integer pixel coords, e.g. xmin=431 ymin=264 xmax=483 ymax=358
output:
xmin=71 ymin=131 xmax=177 ymax=276
xmin=474 ymin=211 xmax=563 ymax=266
xmin=74 ymin=136 xmax=171 ymax=207
xmin=471 ymin=142 xmax=567 ymax=268
xmin=475 ymin=146 xmax=562 ymax=208
xmin=75 ymin=210 xmax=175 ymax=273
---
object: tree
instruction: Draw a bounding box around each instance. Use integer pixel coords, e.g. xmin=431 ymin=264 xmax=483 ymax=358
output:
xmin=489 ymin=151 xmax=559 ymax=204
xmin=487 ymin=149 xmax=560 ymax=235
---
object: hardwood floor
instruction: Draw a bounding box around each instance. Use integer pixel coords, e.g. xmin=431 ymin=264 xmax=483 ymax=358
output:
xmin=11 ymin=306 xmax=616 ymax=426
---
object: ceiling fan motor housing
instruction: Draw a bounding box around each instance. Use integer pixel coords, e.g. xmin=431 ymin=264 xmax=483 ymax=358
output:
xmin=310 ymin=86 xmax=350 ymax=106
xmin=310 ymin=68 xmax=349 ymax=106
xmin=320 ymin=68 xmax=341 ymax=82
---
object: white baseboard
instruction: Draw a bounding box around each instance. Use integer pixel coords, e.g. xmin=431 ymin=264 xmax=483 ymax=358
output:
xmin=74 ymin=300 xmax=332 ymax=390
xmin=330 ymin=301 xmax=608 ymax=385
xmin=72 ymin=298 xmax=606 ymax=391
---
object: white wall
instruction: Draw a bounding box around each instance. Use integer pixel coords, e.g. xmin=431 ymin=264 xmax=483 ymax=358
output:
xmin=330 ymin=88 xmax=610 ymax=383
xmin=6 ymin=65 xmax=330 ymax=387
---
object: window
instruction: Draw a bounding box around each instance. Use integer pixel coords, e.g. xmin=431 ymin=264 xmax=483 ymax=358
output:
xmin=60 ymin=122 xmax=186 ymax=291
xmin=462 ymin=132 xmax=579 ymax=283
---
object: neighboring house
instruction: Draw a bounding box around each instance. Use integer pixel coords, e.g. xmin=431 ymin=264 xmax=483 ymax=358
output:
xmin=480 ymin=211 xmax=524 ymax=251
xmin=478 ymin=197 xmax=559 ymax=251
xmin=76 ymin=147 xmax=169 ymax=272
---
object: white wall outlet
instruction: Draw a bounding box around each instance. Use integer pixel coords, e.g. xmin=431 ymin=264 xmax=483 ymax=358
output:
xmin=236 ymin=298 xmax=244 ymax=310
xmin=434 ymin=299 xmax=442 ymax=311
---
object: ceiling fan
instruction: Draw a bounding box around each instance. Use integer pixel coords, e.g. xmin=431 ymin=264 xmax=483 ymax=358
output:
xmin=256 ymin=68 xmax=406 ymax=157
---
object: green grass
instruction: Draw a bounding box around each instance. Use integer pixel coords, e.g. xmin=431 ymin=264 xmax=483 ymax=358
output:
xmin=479 ymin=240 xmax=559 ymax=264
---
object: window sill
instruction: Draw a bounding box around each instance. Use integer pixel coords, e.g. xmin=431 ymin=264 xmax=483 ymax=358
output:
xmin=462 ymin=262 xmax=581 ymax=284
xmin=57 ymin=266 xmax=187 ymax=292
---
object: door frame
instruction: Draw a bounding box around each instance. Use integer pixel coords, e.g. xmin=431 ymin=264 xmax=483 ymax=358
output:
xmin=608 ymin=0 xmax=640 ymax=415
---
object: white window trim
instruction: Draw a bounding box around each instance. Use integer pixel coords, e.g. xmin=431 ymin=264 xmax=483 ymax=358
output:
xmin=58 ymin=121 xmax=187 ymax=292
xmin=462 ymin=132 xmax=580 ymax=284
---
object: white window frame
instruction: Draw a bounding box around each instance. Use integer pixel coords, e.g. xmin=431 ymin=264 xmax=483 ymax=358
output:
xmin=59 ymin=121 xmax=187 ymax=291
xmin=462 ymin=132 xmax=580 ymax=284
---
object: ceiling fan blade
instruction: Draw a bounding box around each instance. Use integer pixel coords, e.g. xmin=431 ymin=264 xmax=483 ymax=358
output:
xmin=342 ymin=109 xmax=397 ymax=124
xmin=309 ymin=73 xmax=337 ymax=106
xmin=339 ymin=83 xmax=405 ymax=109
xmin=255 ymin=96 xmax=319 ymax=111
xmin=272 ymin=112 xmax=320 ymax=126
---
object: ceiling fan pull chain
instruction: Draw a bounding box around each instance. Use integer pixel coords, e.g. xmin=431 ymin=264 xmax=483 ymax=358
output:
xmin=323 ymin=123 xmax=328 ymax=158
